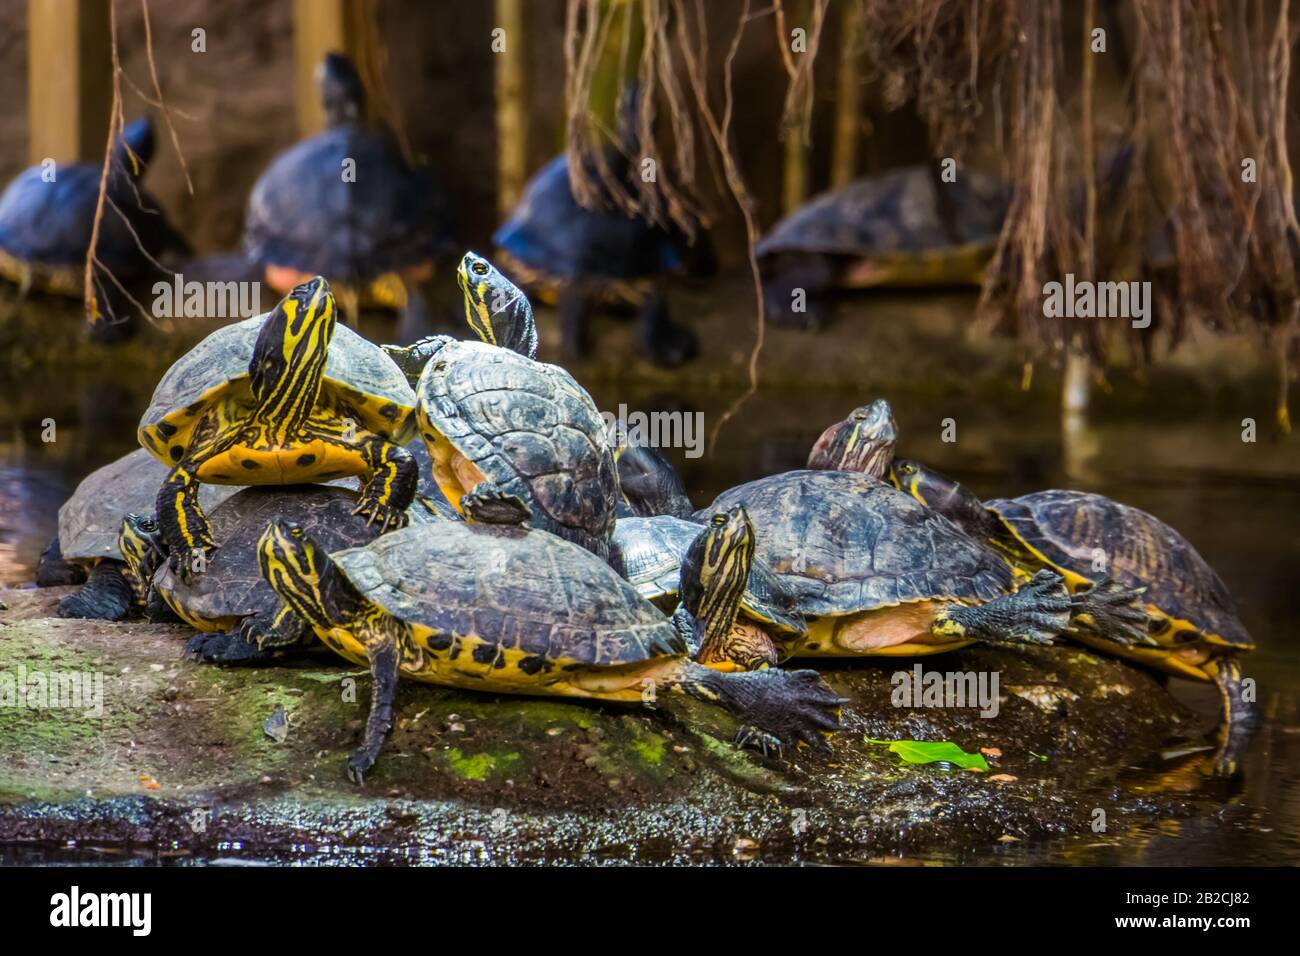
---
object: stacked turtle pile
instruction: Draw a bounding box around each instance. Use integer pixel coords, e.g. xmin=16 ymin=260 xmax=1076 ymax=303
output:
xmin=31 ymin=251 xmax=1254 ymax=785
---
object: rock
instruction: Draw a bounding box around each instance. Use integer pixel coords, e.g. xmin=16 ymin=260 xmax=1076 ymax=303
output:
xmin=0 ymin=586 xmax=1224 ymax=864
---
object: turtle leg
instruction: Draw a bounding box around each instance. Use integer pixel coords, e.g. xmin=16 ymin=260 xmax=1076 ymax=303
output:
xmin=349 ymin=431 xmax=418 ymax=532
xmin=460 ymin=482 xmax=531 ymax=525
xmin=1206 ymin=657 xmax=1255 ymax=778
xmin=558 ymin=287 xmax=591 ymax=360
xmin=57 ymin=561 xmax=134 ymax=621
xmin=1066 ymin=578 xmax=1156 ymax=647
xmin=186 ymin=606 xmax=312 ymax=666
xmin=636 ymin=288 xmax=697 ymax=368
xmin=145 ymin=586 xmax=182 ymax=624
xmin=932 ymin=569 xmax=1072 ymax=646
xmin=346 ymin=618 xmax=404 ymax=785
xmin=35 ymin=536 xmax=86 ymax=587
xmin=157 ymin=460 xmax=218 ymax=582
xmin=658 ymin=659 xmax=844 ymax=754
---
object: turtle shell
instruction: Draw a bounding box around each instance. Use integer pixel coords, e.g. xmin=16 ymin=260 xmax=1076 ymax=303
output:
xmin=0 ymin=159 xmax=186 ymax=285
xmin=986 ymin=490 xmax=1253 ymax=648
xmin=58 ymin=449 xmax=240 ymax=564
xmin=333 ymin=521 xmax=684 ymax=669
xmin=493 ymin=155 xmax=684 ymax=281
xmin=137 ymin=313 xmax=418 ymax=465
xmin=154 ymin=484 xmax=439 ymax=631
xmin=244 ymin=126 xmax=452 ymax=283
xmin=612 ymin=515 xmax=804 ymax=633
xmin=697 ymin=470 xmax=1014 ymax=617
xmin=755 ymin=166 xmax=1006 ymax=261
xmin=415 ymin=340 xmax=617 ymax=558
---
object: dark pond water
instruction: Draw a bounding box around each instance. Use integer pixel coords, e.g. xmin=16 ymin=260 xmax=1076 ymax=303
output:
xmin=1 ymin=291 xmax=1298 ymax=866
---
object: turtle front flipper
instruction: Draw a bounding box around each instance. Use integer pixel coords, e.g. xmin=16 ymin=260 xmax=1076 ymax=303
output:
xmin=186 ymin=606 xmax=313 ymax=665
xmin=666 ymin=661 xmax=844 ymax=753
xmin=1067 ymin=578 xmax=1155 ymax=647
xmin=1207 ymin=657 xmax=1255 ymax=778
xmin=350 ymin=433 xmax=417 ymax=532
xmin=157 ymin=463 xmax=218 ymax=582
xmin=57 ymin=562 xmax=135 ymax=621
xmin=933 ymin=569 xmax=1072 ymax=646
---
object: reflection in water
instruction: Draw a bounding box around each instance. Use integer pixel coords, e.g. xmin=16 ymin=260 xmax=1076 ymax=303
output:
xmin=1 ymin=294 xmax=1298 ymax=866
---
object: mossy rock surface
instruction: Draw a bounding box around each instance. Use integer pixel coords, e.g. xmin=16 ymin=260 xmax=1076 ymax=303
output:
xmin=0 ymin=586 xmax=1228 ymax=863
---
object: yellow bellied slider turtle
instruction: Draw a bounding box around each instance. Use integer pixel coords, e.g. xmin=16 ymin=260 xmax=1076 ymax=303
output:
xmin=243 ymin=53 xmax=453 ymax=330
xmin=756 ymin=166 xmax=1007 ymax=329
xmin=137 ymin=277 xmax=419 ymax=579
xmin=889 ymin=458 xmax=1256 ymax=775
xmin=0 ymin=117 xmax=189 ymax=339
xmin=257 ymin=493 xmax=843 ymax=782
xmin=413 ymin=254 xmax=618 ymax=558
xmin=689 ymin=472 xmax=1074 ymax=670
xmin=37 ymin=449 xmax=238 ymax=620
xmin=123 ymin=483 xmax=443 ymax=665
xmin=493 ymin=89 xmax=706 ymax=366
xmin=611 ymin=515 xmax=805 ymax=661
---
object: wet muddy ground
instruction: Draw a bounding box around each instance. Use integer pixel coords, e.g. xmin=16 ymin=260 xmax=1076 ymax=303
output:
xmin=1 ymin=282 xmax=1298 ymax=864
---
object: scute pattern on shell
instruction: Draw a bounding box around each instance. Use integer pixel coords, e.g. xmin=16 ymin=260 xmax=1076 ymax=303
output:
xmin=698 ymin=470 xmax=1013 ymax=617
xmin=989 ymin=490 xmax=1253 ymax=648
xmin=137 ymin=313 xmax=418 ymax=461
xmin=612 ymin=515 xmax=703 ymax=599
xmin=58 ymin=449 xmax=239 ymax=562
xmin=155 ymin=484 xmax=430 ymax=624
xmin=334 ymin=522 xmax=683 ymax=666
xmin=755 ymin=166 xmax=1006 ymax=259
xmin=419 ymin=341 xmax=617 ymax=556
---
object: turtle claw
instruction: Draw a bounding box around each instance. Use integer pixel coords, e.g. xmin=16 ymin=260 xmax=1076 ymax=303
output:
xmin=1069 ymin=579 xmax=1155 ymax=647
xmin=352 ymin=500 xmax=409 ymax=533
xmin=345 ymin=748 xmax=377 ymax=786
xmin=735 ymin=725 xmax=782 ymax=758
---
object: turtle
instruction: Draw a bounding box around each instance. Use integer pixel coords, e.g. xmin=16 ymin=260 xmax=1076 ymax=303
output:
xmin=122 ymin=483 xmax=443 ymax=665
xmin=0 ymin=116 xmax=190 ymax=340
xmin=610 ymin=514 xmax=805 ymax=657
xmin=756 ymin=165 xmax=1008 ymax=329
xmin=137 ymin=276 xmax=420 ymax=580
xmin=888 ymin=457 xmax=1257 ymax=775
xmin=35 ymin=449 xmax=239 ymax=620
xmin=806 ymin=398 xmax=1152 ymax=649
xmin=493 ymin=90 xmax=705 ymax=367
xmin=412 ymin=254 xmax=619 ymax=559
xmin=256 ymin=492 xmax=844 ymax=782
xmin=614 ymin=443 xmax=696 ymax=520
xmin=687 ymin=472 xmax=1075 ymax=671
xmin=243 ymin=52 xmax=453 ymax=333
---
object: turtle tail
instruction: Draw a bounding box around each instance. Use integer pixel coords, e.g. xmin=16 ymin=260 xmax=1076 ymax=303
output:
xmin=669 ymin=661 xmax=844 ymax=754
xmin=57 ymin=561 xmax=135 ymax=621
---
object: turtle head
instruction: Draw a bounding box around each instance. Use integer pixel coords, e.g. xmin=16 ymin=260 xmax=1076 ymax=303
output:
xmin=807 ymin=398 xmax=898 ymax=478
xmin=681 ymin=506 xmax=756 ymax=655
xmin=249 ymin=277 xmax=336 ymax=428
xmin=118 ymin=513 xmax=167 ymax=598
xmin=888 ymin=459 xmax=993 ymax=538
xmin=318 ymin=51 xmax=366 ymax=127
xmin=457 ymin=252 xmax=538 ymax=360
xmin=382 ymin=334 xmax=456 ymax=387
xmin=114 ymin=117 xmax=155 ymax=181
xmin=257 ymin=519 xmax=333 ymax=628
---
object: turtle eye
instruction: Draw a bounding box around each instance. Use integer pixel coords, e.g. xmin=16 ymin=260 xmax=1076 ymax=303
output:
xmin=141 ymin=519 xmax=156 ymax=532
xmin=472 ymin=261 xmax=489 ymax=276
xmin=710 ymin=514 xmax=726 ymax=527
xmin=290 ymin=527 xmax=304 ymax=539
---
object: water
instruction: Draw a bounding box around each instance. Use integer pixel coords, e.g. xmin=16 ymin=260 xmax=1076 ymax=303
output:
xmin=2 ymin=291 xmax=1298 ymax=865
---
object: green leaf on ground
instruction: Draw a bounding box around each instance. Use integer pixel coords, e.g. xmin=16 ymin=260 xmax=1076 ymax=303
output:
xmin=866 ymin=738 xmax=990 ymax=771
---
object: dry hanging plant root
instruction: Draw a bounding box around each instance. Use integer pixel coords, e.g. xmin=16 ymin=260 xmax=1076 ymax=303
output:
xmin=564 ymin=0 xmax=830 ymax=451
xmin=84 ymin=0 xmax=192 ymax=340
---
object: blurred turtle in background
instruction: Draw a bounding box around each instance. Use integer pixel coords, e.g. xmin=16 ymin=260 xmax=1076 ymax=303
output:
xmin=756 ymin=165 xmax=1008 ymax=329
xmin=494 ymin=91 xmax=709 ymax=368
xmin=243 ymin=52 xmax=454 ymax=336
xmin=0 ymin=117 xmax=190 ymax=341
